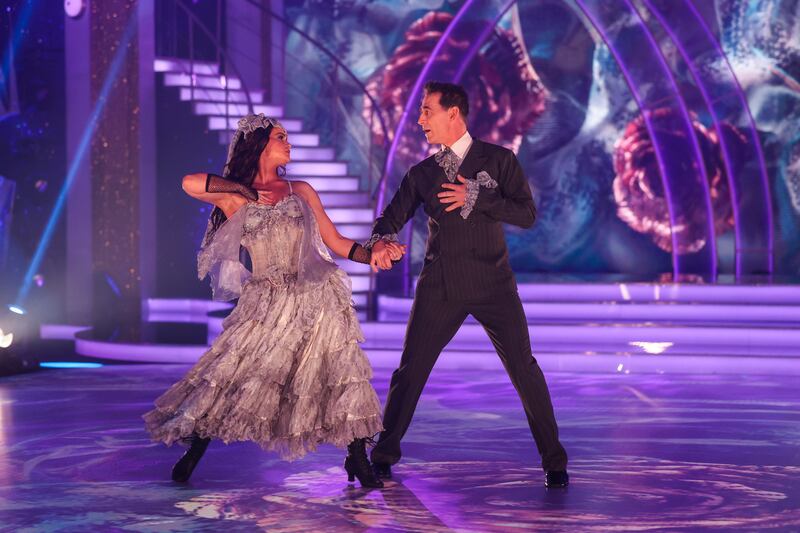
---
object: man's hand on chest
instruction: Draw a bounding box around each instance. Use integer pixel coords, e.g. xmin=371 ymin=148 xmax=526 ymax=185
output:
xmin=437 ymin=174 xmax=468 ymax=212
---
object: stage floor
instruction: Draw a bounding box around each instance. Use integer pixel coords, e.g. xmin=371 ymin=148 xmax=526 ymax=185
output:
xmin=1 ymin=364 xmax=798 ymax=531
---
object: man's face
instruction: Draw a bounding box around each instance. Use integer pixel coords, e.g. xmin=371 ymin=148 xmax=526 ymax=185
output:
xmin=417 ymin=91 xmax=452 ymax=145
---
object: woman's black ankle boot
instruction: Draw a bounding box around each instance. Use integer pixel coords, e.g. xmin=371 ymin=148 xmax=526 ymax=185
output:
xmin=171 ymin=435 xmax=211 ymax=482
xmin=344 ymin=438 xmax=383 ymax=488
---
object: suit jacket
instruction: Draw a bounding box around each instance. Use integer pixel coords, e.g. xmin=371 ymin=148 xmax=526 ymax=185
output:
xmin=370 ymin=138 xmax=537 ymax=301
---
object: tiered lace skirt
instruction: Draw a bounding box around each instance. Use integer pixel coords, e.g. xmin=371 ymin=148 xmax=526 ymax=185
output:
xmin=143 ymin=270 xmax=383 ymax=461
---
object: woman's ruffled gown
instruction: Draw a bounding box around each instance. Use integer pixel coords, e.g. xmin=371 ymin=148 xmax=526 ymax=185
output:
xmin=143 ymin=194 xmax=383 ymax=460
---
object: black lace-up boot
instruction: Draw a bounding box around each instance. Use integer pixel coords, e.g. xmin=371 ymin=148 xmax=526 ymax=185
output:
xmin=344 ymin=438 xmax=384 ymax=488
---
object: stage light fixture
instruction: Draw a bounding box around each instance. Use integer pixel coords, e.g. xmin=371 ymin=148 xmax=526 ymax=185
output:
xmin=0 ymin=307 xmax=38 ymax=376
xmin=40 ymin=362 xmax=102 ymax=369
xmin=64 ymin=0 xmax=86 ymax=19
xmin=0 ymin=329 xmax=13 ymax=349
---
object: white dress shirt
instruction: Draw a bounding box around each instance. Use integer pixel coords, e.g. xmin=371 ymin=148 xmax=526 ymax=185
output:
xmin=443 ymin=130 xmax=473 ymax=161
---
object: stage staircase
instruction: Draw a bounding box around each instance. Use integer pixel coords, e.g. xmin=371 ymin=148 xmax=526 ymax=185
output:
xmin=154 ymin=57 xmax=374 ymax=315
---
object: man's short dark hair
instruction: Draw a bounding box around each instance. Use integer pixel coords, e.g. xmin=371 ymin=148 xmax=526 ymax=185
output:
xmin=424 ymin=81 xmax=469 ymax=120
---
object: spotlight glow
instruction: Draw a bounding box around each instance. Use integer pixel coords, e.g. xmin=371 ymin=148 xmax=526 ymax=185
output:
xmin=630 ymin=341 xmax=674 ymax=355
xmin=7 ymin=305 xmax=25 ymax=315
xmin=15 ymin=10 xmax=138 ymax=305
xmin=1 ymin=1 xmax=36 ymax=116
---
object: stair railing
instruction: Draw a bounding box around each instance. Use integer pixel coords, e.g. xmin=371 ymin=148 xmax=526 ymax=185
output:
xmin=156 ymin=0 xmax=254 ymax=132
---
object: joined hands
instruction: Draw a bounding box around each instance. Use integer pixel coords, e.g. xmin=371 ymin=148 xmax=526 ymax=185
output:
xmin=370 ymin=240 xmax=407 ymax=273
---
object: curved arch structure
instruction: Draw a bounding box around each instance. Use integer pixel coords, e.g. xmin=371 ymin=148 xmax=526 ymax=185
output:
xmin=639 ymin=0 xmax=774 ymax=276
xmin=680 ymin=0 xmax=774 ymax=274
xmin=377 ymin=0 xmax=774 ymax=280
xmin=573 ymin=0 xmax=716 ymax=278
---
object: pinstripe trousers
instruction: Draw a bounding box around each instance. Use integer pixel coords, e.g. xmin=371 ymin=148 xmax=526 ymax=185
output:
xmin=370 ymin=282 xmax=569 ymax=472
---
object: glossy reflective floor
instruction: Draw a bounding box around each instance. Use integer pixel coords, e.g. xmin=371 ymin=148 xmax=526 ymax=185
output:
xmin=1 ymin=364 xmax=798 ymax=531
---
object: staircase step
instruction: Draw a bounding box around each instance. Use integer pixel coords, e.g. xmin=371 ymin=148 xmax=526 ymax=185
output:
xmin=349 ymin=274 xmax=371 ymax=293
xmin=290 ymin=147 xmax=335 ymax=161
xmin=513 ymin=282 xmax=800 ymax=305
xmin=318 ymin=191 xmax=371 ymax=207
xmin=327 ymin=208 xmax=374 ymax=224
xmin=180 ymin=87 xmax=264 ymax=104
xmin=154 ymin=58 xmax=218 ymax=75
xmin=218 ymin=131 xmax=321 ymax=147
xmin=287 ymin=162 xmax=347 ymax=177
xmin=253 ymin=104 xmax=286 ymax=117
xmin=194 ymin=102 xmax=284 ymax=117
xmin=209 ymin=116 xmax=302 ymax=132
xmin=303 ymin=176 xmax=360 ymax=191
xmin=377 ymin=295 xmax=800 ymax=325
xmin=164 ymin=72 xmax=241 ymax=90
xmin=337 ymin=224 xmax=373 ymax=240
xmin=335 ymin=257 xmax=373 ymax=275
xmin=286 ymin=133 xmax=319 ymax=147
xmin=357 ymin=321 xmax=800 ymax=358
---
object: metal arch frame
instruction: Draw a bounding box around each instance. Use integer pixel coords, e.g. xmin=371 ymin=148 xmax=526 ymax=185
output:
xmin=641 ymin=0 xmax=743 ymax=276
xmin=683 ymin=0 xmax=774 ymax=274
xmin=572 ymin=0 xmax=717 ymax=277
xmin=623 ymin=0 xmax=718 ymax=277
xmin=380 ymin=0 xmax=691 ymax=280
xmin=381 ymin=0 xmax=777 ymax=281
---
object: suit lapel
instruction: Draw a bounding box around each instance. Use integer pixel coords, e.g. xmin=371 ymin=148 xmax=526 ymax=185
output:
xmin=457 ymin=139 xmax=488 ymax=180
xmin=430 ymin=157 xmax=448 ymax=183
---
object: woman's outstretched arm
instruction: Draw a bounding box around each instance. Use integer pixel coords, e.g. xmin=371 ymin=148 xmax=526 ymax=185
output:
xmin=292 ymin=181 xmax=405 ymax=266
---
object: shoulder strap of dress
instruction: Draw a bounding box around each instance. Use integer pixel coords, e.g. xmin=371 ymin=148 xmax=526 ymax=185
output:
xmin=288 ymin=180 xmax=293 ymax=194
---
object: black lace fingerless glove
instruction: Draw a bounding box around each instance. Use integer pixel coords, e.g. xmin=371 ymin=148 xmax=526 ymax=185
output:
xmin=205 ymin=173 xmax=257 ymax=201
xmin=348 ymin=242 xmax=371 ymax=264
xmin=348 ymin=242 xmax=403 ymax=265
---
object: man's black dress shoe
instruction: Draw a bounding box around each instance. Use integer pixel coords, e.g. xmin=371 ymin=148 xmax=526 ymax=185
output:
xmin=545 ymin=470 xmax=569 ymax=488
xmin=373 ymin=462 xmax=392 ymax=479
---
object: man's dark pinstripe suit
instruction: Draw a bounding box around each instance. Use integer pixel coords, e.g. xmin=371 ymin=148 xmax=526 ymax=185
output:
xmin=369 ymin=138 xmax=568 ymax=472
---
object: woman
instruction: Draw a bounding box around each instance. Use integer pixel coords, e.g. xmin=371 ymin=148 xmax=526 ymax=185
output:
xmin=143 ymin=114 xmax=404 ymax=488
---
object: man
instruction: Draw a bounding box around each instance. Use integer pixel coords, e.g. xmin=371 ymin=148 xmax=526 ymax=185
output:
xmin=367 ymin=81 xmax=569 ymax=488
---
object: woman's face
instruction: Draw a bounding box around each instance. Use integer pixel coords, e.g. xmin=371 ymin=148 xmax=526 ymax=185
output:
xmin=260 ymin=127 xmax=291 ymax=166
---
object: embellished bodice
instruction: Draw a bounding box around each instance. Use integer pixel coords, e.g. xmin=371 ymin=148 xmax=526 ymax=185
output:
xmin=241 ymin=195 xmax=304 ymax=280
xmin=198 ymin=185 xmax=339 ymax=302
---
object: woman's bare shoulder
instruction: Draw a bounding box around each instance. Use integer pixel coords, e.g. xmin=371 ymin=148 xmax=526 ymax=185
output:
xmin=290 ymin=180 xmax=319 ymax=202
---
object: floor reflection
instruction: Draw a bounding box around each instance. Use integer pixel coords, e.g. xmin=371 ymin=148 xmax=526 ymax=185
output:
xmin=0 ymin=365 xmax=798 ymax=531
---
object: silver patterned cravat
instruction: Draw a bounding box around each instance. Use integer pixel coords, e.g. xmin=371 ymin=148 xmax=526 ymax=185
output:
xmin=434 ymin=146 xmax=461 ymax=183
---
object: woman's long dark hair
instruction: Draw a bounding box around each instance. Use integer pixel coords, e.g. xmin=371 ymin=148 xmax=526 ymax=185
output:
xmin=201 ymin=125 xmax=274 ymax=247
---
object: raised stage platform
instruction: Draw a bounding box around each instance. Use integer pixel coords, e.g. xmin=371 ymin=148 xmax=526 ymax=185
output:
xmin=40 ymin=282 xmax=800 ymax=376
